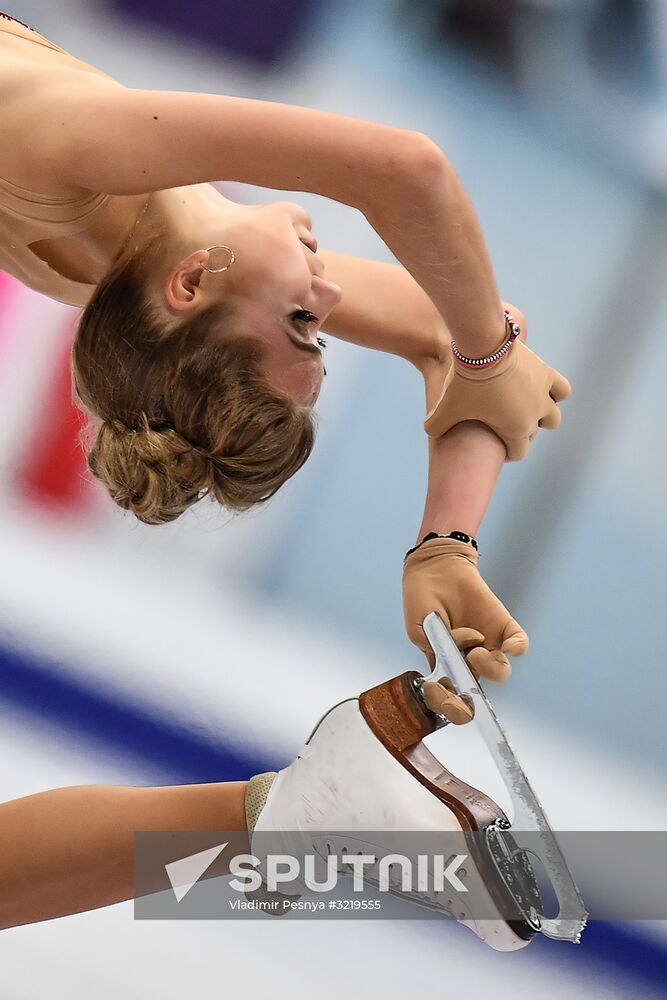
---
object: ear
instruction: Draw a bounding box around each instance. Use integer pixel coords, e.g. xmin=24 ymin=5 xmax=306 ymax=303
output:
xmin=164 ymin=251 xmax=209 ymax=311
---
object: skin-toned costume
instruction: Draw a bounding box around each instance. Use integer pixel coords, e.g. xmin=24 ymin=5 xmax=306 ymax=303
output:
xmin=0 ymin=14 xmax=111 ymax=306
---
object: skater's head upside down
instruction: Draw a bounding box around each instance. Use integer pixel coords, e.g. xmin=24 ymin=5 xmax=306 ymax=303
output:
xmin=73 ymin=194 xmax=340 ymax=525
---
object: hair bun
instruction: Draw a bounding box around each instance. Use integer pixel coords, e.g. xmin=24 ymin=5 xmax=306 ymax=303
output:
xmin=89 ymin=416 xmax=214 ymax=524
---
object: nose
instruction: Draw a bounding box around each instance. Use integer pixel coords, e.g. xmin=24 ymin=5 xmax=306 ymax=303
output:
xmin=312 ymin=275 xmax=342 ymax=310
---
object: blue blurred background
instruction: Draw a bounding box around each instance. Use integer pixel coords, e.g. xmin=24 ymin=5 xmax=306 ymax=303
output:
xmin=0 ymin=0 xmax=665 ymax=996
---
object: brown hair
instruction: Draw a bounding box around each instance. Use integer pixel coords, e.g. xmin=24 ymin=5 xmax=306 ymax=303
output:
xmin=72 ymin=233 xmax=317 ymax=525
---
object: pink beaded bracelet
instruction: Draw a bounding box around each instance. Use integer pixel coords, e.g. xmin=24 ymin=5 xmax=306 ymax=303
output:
xmin=450 ymin=310 xmax=521 ymax=370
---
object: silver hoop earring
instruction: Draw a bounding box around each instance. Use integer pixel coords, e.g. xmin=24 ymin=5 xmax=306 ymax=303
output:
xmin=202 ymin=245 xmax=236 ymax=273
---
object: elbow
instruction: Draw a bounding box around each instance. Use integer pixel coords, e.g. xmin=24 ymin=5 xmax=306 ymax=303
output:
xmin=403 ymin=132 xmax=450 ymax=184
xmin=413 ymin=132 xmax=449 ymax=169
xmin=359 ymin=130 xmax=449 ymax=221
xmin=376 ymin=131 xmax=450 ymax=212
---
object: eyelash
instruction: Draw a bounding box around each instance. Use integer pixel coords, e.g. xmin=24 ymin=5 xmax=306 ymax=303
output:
xmin=291 ymin=309 xmax=327 ymax=350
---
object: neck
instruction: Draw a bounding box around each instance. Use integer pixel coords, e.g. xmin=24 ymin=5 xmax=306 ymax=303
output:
xmin=116 ymin=193 xmax=152 ymax=261
xmin=142 ymin=186 xmax=248 ymax=273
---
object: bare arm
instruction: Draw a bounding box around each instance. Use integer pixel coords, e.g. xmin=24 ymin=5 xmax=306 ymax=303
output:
xmin=40 ymin=79 xmax=509 ymax=360
xmin=401 ymin=353 xmax=529 ymax=689
xmin=317 ymin=249 xmax=445 ymax=366
xmin=414 ymin=296 xmax=537 ymax=533
xmin=361 ymin=158 xmax=508 ymax=360
xmin=417 ymin=422 xmax=505 ymax=545
xmin=317 ymin=248 xmax=524 ymax=375
xmin=415 ymin=357 xmax=505 ymax=542
xmin=39 ymin=75 xmax=430 ymax=208
xmin=316 ymin=253 xmax=509 ymax=532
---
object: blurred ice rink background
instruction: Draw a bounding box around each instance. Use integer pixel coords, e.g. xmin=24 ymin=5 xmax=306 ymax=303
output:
xmin=0 ymin=0 xmax=666 ymax=996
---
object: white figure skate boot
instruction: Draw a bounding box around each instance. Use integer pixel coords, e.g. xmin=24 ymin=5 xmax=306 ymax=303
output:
xmin=245 ymin=615 xmax=587 ymax=952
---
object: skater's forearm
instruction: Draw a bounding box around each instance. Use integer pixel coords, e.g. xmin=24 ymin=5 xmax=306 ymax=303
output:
xmin=363 ymin=155 xmax=505 ymax=360
xmin=0 ymin=781 xmax=247 ymax=930
xmin=412 ymin=310 xmax=527 ymax=545
xmin=414 ymin=419 xmax=505 ymax=545
xmin=318 ymin=250 xmax=446 ymax=366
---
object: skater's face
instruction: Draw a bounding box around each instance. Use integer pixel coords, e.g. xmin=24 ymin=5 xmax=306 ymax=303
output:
xmin=158 ymin=200 xmax=343 ymax=408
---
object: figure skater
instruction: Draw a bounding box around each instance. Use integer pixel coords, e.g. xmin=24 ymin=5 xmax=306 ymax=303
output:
xmin=0 ymin=10 xmax=571 ymax=947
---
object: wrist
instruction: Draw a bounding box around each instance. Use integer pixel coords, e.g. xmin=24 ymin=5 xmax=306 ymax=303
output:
xmin=416 ymin=520 xmax=479 ymax=543
xmin=405 ymin=530 xmax=479 ymax=562
xmin=451 ymin=313 xmax=505 ymax=359
xmin=451 ymin=310 xmax=521 ymax=366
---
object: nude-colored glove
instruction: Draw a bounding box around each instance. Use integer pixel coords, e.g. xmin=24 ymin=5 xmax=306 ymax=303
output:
xmin=421 ymin=634 xmax=477 ymax=725
xmin=423 ymin=340 xmax=572 ymax=462
xmin=402 ymin=537 xmax=529 ymax=723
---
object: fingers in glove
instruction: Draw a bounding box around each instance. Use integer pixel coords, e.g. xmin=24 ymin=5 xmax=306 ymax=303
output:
xmin=550 ymin=369 xmax=572 ymax=402
xmin=506 ymin=436 xmax=530 ymax=462
xmin=538 ymin=399 xmax=562 ymax=430
xmin=422 ymin=626 xmax=485 ymax=676
xmin=467 ymin=645 xmax=512 ymax=683
xmin=500 ymin=617 xmax=529 ymax=657
xmin=412 ymin=611 xmax=452 ymax=672
xmin=423 ymin=646 xmax=436 ymax=672
xmin=450 ymin=626 xmax=485 ymax=653
xmin=422 ymin=679 xmax=474 ymax=725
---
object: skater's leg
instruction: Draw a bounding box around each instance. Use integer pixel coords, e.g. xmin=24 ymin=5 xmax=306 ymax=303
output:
xmin=0 ymin=780 xmax=248 ymax=930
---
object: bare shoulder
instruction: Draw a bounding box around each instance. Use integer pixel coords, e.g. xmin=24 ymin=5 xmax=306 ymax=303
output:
xmin=0 ymin=60 xmax=118 ymax=199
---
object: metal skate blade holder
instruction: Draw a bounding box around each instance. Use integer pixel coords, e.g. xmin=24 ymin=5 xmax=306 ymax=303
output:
xmin=419 ymin=611 xmax=588 ymax=944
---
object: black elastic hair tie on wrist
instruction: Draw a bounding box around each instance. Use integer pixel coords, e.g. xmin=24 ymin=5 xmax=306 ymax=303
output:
xmin=404 ymin=530 xmax=479 ymax=562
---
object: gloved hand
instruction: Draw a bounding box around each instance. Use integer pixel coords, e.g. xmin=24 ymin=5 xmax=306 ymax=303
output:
xmin=402 ymin=537 xmax=529 ymax=723
xmin=423 ymin=339 xmax=572 ymax=462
